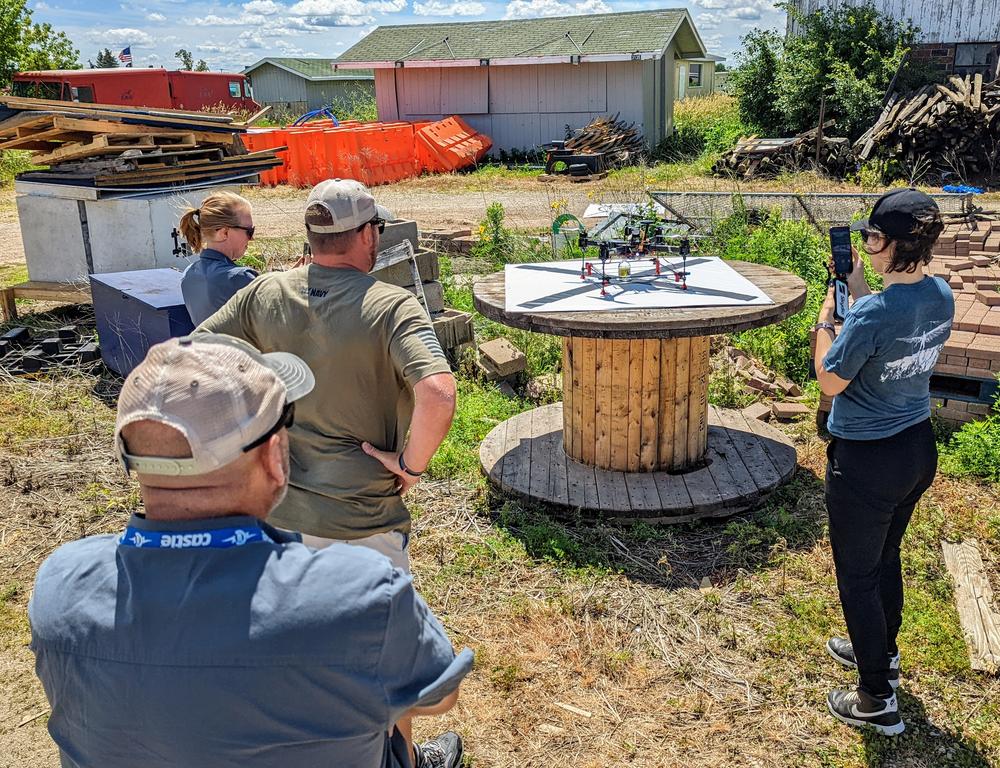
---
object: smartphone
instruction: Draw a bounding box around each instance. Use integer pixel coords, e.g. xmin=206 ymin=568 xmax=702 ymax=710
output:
xmin=829 ymin=226 xmax=853 ymax=322
xmin=829 ymin=226 xmax=853 ymax=277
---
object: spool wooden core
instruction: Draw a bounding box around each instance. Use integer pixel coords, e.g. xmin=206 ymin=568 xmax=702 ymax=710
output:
xmin=562 ymin=335 xmax=710 ymax=472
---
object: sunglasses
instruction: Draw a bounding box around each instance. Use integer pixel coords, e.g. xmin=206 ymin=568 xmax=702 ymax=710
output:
xmin=242 ymin=402 xmax=295 ymax=453
xmin=358 ymin=217 xmax=385 ymax=234
xmin=231 ymin=225 xmax=256 ymax=240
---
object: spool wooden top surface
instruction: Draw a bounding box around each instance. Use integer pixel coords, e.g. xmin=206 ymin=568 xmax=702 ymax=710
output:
xmin=472 ymin=260 xmax=807 ymax=339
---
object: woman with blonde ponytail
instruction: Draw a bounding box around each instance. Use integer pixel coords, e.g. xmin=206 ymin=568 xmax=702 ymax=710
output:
xmin=179 ymin=191 xmax=259 ymax=325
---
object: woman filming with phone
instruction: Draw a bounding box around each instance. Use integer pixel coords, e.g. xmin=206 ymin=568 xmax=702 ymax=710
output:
xmin=812 ymin=188 xmax=953 ymax=736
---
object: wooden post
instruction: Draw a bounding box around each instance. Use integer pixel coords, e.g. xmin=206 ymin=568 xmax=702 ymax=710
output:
xmin=562 ymin=335 xmax=711 ymax=471
xmin=815 ymin=96 xmax=826 ymax=165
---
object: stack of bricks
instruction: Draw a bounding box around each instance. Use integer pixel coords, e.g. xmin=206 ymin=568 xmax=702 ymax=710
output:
xmin=928 ymin=221 xmax=1000 ymax=365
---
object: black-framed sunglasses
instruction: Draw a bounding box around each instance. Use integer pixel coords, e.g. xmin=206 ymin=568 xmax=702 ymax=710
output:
xmin=231 ymin=225 xmax=256 ymax=240
xmin=358 ymin=217 xmax=385 ymax=234
xmin=242 ymin=402 xmax=295 ymax=453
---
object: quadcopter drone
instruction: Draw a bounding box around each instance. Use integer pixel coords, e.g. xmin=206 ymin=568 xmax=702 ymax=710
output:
xmin=576 ymin=218 xmax=703 ymax=296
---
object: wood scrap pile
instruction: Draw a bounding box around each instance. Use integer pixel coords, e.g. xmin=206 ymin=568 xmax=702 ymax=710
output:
xmin=712 ymin=121 xmax=854 ymax=179
xmin=855 ymin=74 xmax=1000 ymax=178
xmin=564 ymin=113 xmax=646 ymax=167
xmin=0 ymin=96 xmax=284 ymax=190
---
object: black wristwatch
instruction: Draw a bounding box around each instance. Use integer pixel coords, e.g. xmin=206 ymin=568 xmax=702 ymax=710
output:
xmin=398 ymin=452 xmax=423 ymax=478
xmin=812 ymin=322 xmax=836 ymax=333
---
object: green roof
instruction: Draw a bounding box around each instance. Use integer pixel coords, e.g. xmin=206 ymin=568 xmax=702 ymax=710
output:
xmin=337 ymin=9 xmax=703 ymax=63
xmin=243 ymin=58 xmax=373 ymax=80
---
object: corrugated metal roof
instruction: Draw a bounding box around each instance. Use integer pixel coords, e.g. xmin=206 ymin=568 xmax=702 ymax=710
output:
xmin=338 ymin=9 xmax=692 ymax=63
xmin=243 ymin=58 xmax=373 ymax=80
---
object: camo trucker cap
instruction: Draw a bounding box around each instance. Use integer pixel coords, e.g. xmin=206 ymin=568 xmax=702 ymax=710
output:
xmin=304 ymin=178 xmax=394 ymax=234
xmin=114 ymin=334 xmax=315 ymax=476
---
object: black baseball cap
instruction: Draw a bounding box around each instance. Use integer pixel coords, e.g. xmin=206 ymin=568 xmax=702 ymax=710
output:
xmin=850 ymin=188 xmax=939 ymax=240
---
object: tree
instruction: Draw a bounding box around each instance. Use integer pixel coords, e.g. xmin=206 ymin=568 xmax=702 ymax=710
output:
xmin=730 ymin=29 xmax=784 ymax=137
xmin=174 ymin=48 xmax=193 ymax=70
xmin=95 ymin=48 xmax=119 ymax=68
xmin=0 ymin=0 xmax=79 ymax=88
xmin=194 ymin=59 xmax=209 ymax=71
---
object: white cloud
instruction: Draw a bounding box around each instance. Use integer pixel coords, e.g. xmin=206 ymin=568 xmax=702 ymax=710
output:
xmin=288 ymin=0 xmax=405 ymax=14
xmin=696 ymin=12 xmax=723 ymax=30
xmin=92 ymin=28 xmax=154 ymax=46
xmin=504 ymin=0 xmax=610 ymax=20
xmin=243 ymin=0 xmax=285 ymax=13
xmin=197 ymin=42 xmax=231 ymax=52
xmin=414 ymin=1 xmax=486 ymax=15
xmin=145 ymin=11 xmax=166 ymax=21
xmin=237 ymin=30 xmax=266 ymax=49
xmin=35 ymin=1 xmax=51 ymax=9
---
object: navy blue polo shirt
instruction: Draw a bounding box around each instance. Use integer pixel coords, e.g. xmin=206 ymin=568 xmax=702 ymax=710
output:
xmin=29 ymin=513 xmax=473 ymax=768
xmin=181 ymin=248 xmax=258 ymax=325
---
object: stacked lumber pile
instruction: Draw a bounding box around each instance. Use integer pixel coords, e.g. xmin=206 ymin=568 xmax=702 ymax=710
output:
xmin=713 ymin=122 xmax=853 ymax=179
xmin=564 ymin=114 xmax=646 ymax=168
xmin=855 ymin=74 xmax=1000 ymax=177
xmin=0 ymin=96 xmax=283 ymax=190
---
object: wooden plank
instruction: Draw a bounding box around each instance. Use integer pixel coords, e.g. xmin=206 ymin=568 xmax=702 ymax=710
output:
xmin=562 ymin=338 xmax=574 ymax=456
xmin=594 ymin=467 xmax=630 ymax=512
xmin=671 ymin=336 xmax=691 ymax=470
xmin=549 ymin=408 xmax=569 ymax=502
xmin=0 ymin=96 xmax=237 ymax=125
xmin=526 ymin=407 xmax=551 ymax=503
xmin=973 ymin=73 xmax=983 ymax=111
xmin=680 ymin=464 xmax=722 ymax=514
xmin=51 ymin=116 xmax=232 ymax=145
xmin=572 ymin=336 xmax=584 ymax=462
xmin=941 ymin=539 xmax=1000 ymax=673
xmin=578 ymin=337 xmax=597 ymax=465
xmin=479 ymin=415 xmax=507 ymax=486
xmin=609 ymin=338 xmax=629 ymax=470
xmin=10 ymin=280 xmax=90 ymax=302
xmin=714 ymin=408 xmax=781 ymax=491
xmin=711 ymin=408 xmax=764 ymax=498
xmin=639 ymin=338 xmax=660 ymax=471
xmin=686 ymin=336 xmax=710 ymax=462
xmin=500 ymin=402 xmax=530 ymax=494
xmin=565 ymin=453 xmax=597 ymax=510
xmin=0 ymin=112 xmax=56 ymax=138
xmin=624 ymin=471 xmax=662 ymax=512
xmin=594 ymin=339 xmax=613 ymax=468
xmin=0 ymin=287 xmax=16 ymax=322
xmin=742 ymin=409 xmax=797 ymax=484
xmin=625 ymin=339 xmax=643 ymax=472
xmin=705 ymin=406 xmax=757 ymax=504
xmin=658 ymin=338 xmax=676 ymax=469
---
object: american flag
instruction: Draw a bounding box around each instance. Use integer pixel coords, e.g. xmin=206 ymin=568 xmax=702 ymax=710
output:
xmin=118 ymin=47 xmax=133 ymax=67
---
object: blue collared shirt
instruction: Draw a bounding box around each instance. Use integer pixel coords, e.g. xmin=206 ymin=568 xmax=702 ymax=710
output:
xmin=180 ymin=248 xmax=257 ymax=325
xmin=29 ymin=513 xmax=473 ymax=768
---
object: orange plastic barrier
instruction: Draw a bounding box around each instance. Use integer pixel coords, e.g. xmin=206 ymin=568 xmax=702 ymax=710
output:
xmin=414 ymin=116 xmax=492 ymax=173
xmin=244 ymin=117 xmax=491 ymax=188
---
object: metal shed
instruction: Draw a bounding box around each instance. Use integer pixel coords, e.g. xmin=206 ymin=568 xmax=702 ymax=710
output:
xmin=335 ymin=9 xmax=708 ymax=154
xmin=242 ymin=58 xmax=374 ymax=115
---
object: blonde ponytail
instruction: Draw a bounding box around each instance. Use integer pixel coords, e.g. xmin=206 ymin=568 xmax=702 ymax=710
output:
xmin=179 ymin=191 xmax=251 ymax=254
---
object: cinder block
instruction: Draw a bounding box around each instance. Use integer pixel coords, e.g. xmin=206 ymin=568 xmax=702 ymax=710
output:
xmin=479 ymin=337 xmax=526 ymax=378
xmin=403 ymin=281 xmax=445 ymax=314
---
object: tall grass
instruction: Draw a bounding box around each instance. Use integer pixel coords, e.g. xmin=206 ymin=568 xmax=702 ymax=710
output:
xmin=654 ymin=94 xmax=748 ymax=163
xmin=0 ymin=151 xmax=35 ymax=186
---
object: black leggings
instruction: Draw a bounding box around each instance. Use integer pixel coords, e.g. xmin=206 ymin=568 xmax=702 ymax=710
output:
xmin=825 ymin=419 xmax=937 ymax=697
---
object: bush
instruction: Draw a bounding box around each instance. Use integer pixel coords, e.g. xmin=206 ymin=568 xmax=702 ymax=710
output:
xmin=939 ymin=395 xmax=1000 ymax=483
xmin=731 ymin=3 xmax=940 ymax=141
xmin=654 ymin=94 xmax=747 ymax=162
xmin=0 ymin=150 xmax=34 ymax=185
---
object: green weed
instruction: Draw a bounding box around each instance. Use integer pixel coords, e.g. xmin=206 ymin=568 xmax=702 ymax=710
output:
xmin=939 ymin=394 xmax=1000 ymax=483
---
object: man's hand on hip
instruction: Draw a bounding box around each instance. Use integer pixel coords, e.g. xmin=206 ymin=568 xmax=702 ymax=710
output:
xmin=362 ymin=442 xmax=420 ymax=494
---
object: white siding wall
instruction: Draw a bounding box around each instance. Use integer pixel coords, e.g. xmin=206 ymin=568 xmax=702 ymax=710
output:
xmin=375 ymin=60 xmax=645 ymax=153
xmin=787 ymin=0 xmax=1000 ymax=43
xmin=247 ymin=63 xmax=308 ymax=108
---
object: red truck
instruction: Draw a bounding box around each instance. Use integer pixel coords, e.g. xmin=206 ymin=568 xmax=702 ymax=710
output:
xmin=12 ymin=69 xmax=260 ymax=112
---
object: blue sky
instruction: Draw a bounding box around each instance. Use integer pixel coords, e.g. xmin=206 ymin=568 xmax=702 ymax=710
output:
xmin=31 ymin=0 xmax=786 ymax=73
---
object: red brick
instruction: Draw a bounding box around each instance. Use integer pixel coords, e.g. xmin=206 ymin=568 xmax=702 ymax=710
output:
xmin=968 ymin=367 xmax=994 ymax=379
xmin=772 ymin=402 xmax=811 ymax=421
xmin=948 ymin=400 xmax=969 ymax=412
xmin=968 ymin=403 xmax=993 ymax=416
xmin=935 ymin=363 xmax=970 ymax=376
xmin=937 ymin=407 xmax=975 ymax=423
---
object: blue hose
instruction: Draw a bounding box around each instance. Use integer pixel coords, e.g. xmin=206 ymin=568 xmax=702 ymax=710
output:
xmin=942 ymin=184 xmax=983 ymax=195
xmin=292 ymin=108 xmax=340 ymax=127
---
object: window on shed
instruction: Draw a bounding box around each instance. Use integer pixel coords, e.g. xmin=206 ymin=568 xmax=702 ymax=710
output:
xmin=688 ymin=63 xmax=703 ymax=88
xmin=229 ymin=81 xmax=241 ymax=98
xmin=955 ymin=44 xmax=993 ymax=67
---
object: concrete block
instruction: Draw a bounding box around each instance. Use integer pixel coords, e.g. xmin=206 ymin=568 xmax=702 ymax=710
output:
xmin=378 ymin=220 xmax=419 ymax=254
xmin=479 ymin=337 xmax=526 ymax=378
xmin=432 ymin=309 xmax=474 ymax=352
xmin=403 ymin=281 xmax=445 ymax=314
xmin=743 ymin=402 xmax=772 ymax=422
xmin=772 ymin=401 xmax=811 ymax=421
xmin=371 ymin=248 xmax=440 ymax=288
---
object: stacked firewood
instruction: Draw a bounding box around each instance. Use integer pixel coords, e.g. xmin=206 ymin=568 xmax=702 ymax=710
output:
xmin=564 ymin=114 xmax=646 ymax=167
xmin=712 ymin=122 xmax=854 ymax=179
xmin=855 ymin=74 xmax=1000 ymax=178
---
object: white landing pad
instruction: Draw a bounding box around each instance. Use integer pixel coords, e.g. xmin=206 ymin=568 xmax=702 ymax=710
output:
xmin=504 ymin=258 xmax=774 ymax=313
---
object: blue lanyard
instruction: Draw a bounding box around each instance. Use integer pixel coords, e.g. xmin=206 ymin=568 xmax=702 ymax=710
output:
xmin=119 ymin=525 xmax=273 ymax=549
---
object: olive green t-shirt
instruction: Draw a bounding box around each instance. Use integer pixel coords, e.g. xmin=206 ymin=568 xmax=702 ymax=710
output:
xmin=197 ymin=265 xmax=450 ymax=539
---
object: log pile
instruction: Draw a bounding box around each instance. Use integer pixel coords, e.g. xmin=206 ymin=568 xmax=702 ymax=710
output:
xmin=855 ymin=74 xmax=1000 ymax=178
xmin=564 ymin=114 xmax=646 ymax=167
xmin=712 ymin=122 xmax=853 ymax=179
xmin=0 ymin=96 xmax=283 ymax=190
